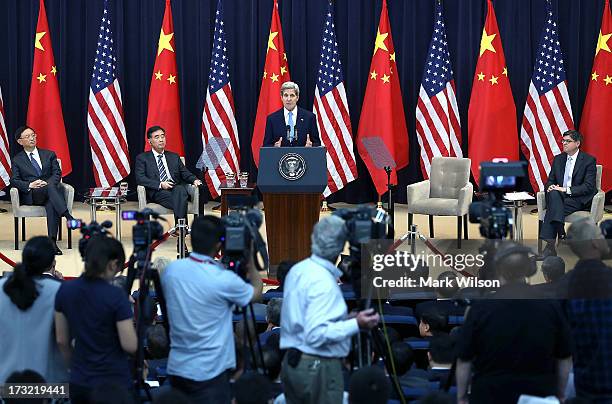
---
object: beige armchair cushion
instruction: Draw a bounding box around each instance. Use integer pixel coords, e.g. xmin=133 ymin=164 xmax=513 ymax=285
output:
xmin=406 ymin=157 xmax=472 ymax=216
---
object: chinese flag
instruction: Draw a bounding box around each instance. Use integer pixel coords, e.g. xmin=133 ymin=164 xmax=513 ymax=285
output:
xmin=468 ymin=0 xmax=518 ymax=186
xmin=145 ymin=0 xmax=184 ymax=156
xmin=251 ymin=0 xmax=290 ymax=166
xmin=580 ymin=0 xmax=612 ymax=192
xmin=356 ymin=0 xmax=409 ymax=196
xmin=27 ymin=0 xmax=71 ymax=176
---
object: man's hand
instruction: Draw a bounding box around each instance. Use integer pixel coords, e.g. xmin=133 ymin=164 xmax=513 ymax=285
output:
xmin=160 ymin=181 xmax=174 ymax=190
xmin=193 ymin=179 xmax=202 ymax=187
xmin=305 ymin=134 xmax=313 ymax=147
xmin=274 ymin=137 xmax=283 ymax=147
xmin=356 ymin=308 xmax=380 ymax=330
xmin=29 ymin=179 xmax=46 ymax=189
xmin=548 ymin=184 xmax=566 ymax=193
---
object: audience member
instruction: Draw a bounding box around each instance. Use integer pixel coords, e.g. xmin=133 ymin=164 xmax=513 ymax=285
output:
xmin=54 ymin=236 xmax=137 ymax=403
xmin=455 ymin=241 xmax=572 ymax=404
xmin=418 ymin=308 xmax=448 ymax=338
xmin=262 ymin=347 xmax=282 ymax=397
xmin=4 ymin=369 xmax=47 ymax=404
xmin=564 ymin=218 xmax=612 ymax=401
xmin=259 ymin=298 xmax=282 ymax=345
xmin=280 ymin=216 xmax=379 ymax=404
xmin=161 ymin=215 xmax=263 ymax=403
xmin=427 ymin=335 xmax=455 ymax=385
xmin=390 ymin=341 xmax=431 ymax=389
xmin=565 ymin=217 xmax=612 ymax=299
xmin=349 ymin=366 xmax=391 ymax=404
xmin=233 ymin=372 xmax=273 ymax=404
xmin=145 ymin=324 xmax=169 ymax=382
xmin=541 ymin=256 xmax=565 ymax=283
xmin=153 ymin=256 xmax=173 ymax=277
xmin=0 ymin=236 xmax=67 ymax=383
xmin=273 ymin=260 xmax=295 ymax=292
xmin=415 ymin=271 xmax=465 ymax=319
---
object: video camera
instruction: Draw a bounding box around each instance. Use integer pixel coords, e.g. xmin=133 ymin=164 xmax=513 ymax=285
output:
xmin=221 ymin=202 xmax=269 ymax=278
xmin=67 ymin=219 xmax=113 ymax=259
xmin=469 ymin=161 xmax=527 ymax=239
xmin=122 ymin=209 xmax=166 ymax=262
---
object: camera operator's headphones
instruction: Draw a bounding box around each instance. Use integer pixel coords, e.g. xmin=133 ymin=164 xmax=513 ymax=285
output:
xmin=492 ymin=244 xmax=537 ymax=278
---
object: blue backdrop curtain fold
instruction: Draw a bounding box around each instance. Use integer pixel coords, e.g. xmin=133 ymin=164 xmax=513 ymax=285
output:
xmin=0 ymin=0 xmax=605 ymax=203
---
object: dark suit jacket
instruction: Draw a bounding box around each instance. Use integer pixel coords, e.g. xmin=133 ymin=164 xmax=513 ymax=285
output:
xmin=135 ymin=151 xmax=197 ymax=199
xmin=262 ymin=106 xmax=321 ymax=147
xmin=545 ymin=150 xmax=597 ymax=206
xmin=10 ymin=149 xmax=62 ymax=205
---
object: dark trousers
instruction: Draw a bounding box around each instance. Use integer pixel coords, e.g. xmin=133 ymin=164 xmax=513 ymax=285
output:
xmin=540 ymin=190 xmax=587 ymax=240
xmin=169 ymin=371 xmax=231 ymax=404
xmin=151 ymin=184 xmax=190 ymax=222
xmin=31 ymin=184 xmax=68 ymax=240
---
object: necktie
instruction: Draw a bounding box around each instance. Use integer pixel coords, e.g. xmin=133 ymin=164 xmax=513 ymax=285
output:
xmin=30 ymin=153 xmax=42 ymax=176
xmin=288 ymin=111 xmax=295 ymax=142
xmin=563 ymin=156 xmax=572 ymax=188
xmin=157 ymin=154 xmax=169 ymax=182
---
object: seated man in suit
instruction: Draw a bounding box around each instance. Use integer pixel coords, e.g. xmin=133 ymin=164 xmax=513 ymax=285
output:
xmin=540 ymin=130 xmax=597 ymax=257
xmin=135 ymin=126 xmax=203 ymax=223
xmin=10 ymin=126 xmax=74 ymax=255
xmin=262 ymin=81 xmax=321 ymax=148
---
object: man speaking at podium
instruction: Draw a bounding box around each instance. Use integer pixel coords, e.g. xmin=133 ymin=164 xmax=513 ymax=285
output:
xmin=262 ymin=81 xmax=321 ymax=148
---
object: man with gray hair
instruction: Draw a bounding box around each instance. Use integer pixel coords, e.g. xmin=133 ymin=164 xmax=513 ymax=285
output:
xmin=262 ymin=81 xmax=321 ymax=148
xmin=564 ymin=217 xmax=612 ymax=299
xmin=280 ymin=215 xmax=379 ymax=404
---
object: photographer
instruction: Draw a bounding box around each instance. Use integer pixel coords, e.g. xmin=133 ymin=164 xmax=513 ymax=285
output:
xmin=0 ymin=236 xmax=67 ymax=383
xmin=280 ymin=215 xmax=380 ymax=404
xmin=161 ymin=215 xmax=263 ymax=403
xmin=54 ymin=236 xmax=136 ymax=403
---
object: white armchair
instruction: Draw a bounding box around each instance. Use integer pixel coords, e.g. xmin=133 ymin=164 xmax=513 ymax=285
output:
xmin=10 ymin=159 xmax=74 ymax=250
xmin=537 ymin=164 xmax=605 ymax=251
xmin=406 ymin=157 xmax=473 ymax=248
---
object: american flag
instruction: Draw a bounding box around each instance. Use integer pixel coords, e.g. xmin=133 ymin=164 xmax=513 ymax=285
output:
xmin=201 ymin=0 xmax=240 ymax=199
xmin=520 ymin=2 xmax=573 ymax=192
xmin=415 ymin=1 xmax=462 ymax=179
xmin=0 ymin=85 xmax=10 ymax=189
xmin=313 ymin=1 xmax=357 ymax=197
xmin=87 ymin=0 xmax=130 ymax=188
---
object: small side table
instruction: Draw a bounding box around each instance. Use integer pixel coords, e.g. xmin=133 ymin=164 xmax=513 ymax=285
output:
xmin=504 ymin=192 xmax=535 ymax=241
xmin=220 ymin=183 xmax=256 ymax=216
xmin=84 ymin=187 xmax=128 ymax=240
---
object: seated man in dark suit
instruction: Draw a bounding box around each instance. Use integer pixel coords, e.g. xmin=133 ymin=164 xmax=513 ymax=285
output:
xmin=10 ymin=126 xmax=74 ymax=255
xmin=262 ymin=81 xmax=321 ymax=148
xmin=540 ymin=130 xmax=597 ymax=257
xmin=135 ymin=126 xmax=203 ymax=223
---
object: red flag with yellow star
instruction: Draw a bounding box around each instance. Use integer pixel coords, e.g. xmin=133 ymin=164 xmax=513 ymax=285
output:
xmin=580 ymin=0 xmax=612 ymax=191
xmin=26 ymin=0 xmax=71 ymax=176
xmin=467 ymin=0 xmax=517 ymax=185
xmin=251 ymin=0 xmax=290 ymax=166
xmin=356 ymin=0 xmax=409 ymax=196
xmin=145 ymin=0 xmax=184 ymax=155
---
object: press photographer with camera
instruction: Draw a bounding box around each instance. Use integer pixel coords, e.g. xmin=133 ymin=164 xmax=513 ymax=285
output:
xmin=280 ymin=215 xmax=380 ymax=404
xmin=54 ymin=235 xmax=137 ymax=403
xmin=161 ymin=215 xmax=263 ymax=403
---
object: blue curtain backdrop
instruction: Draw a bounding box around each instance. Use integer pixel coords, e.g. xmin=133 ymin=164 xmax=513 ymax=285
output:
xmin=0 ymin=0 xmax=605 ymax=203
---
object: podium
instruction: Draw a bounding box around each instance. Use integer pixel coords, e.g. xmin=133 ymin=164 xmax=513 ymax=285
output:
xmin=258 ymin=147 xmax=327 ymax=269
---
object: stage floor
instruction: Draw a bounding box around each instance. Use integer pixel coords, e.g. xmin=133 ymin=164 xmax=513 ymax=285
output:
xmin=0 ymin=200 xmax=609 ymax=285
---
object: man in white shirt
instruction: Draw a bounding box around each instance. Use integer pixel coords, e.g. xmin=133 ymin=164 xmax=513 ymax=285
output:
xmin=540 ymin=130 xmax=597 ymax=257
xmin=280 ymin=215 xmax=379 ymax=404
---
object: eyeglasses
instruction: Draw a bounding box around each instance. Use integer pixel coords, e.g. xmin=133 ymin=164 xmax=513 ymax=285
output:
xmin=20 ymin=133 xmax=36 ymax=139
xmin=561 ymin=139 xmax=574 ymax=144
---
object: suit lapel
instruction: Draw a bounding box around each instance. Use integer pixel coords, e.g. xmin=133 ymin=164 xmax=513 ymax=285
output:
xmin=148 ymin=152 xmax=161 ymax=181
xmin=571 ymin=152 xmax=583 ymax=180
